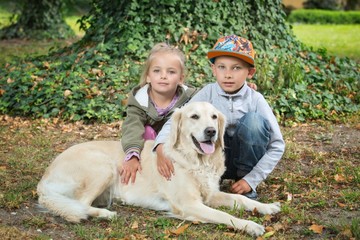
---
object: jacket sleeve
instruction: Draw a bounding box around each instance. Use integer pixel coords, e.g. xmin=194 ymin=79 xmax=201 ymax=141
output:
xmin=121 ymin=103 xmax=147 ymax=156
xmin=242 ymin=95 xmax=285 ymax=191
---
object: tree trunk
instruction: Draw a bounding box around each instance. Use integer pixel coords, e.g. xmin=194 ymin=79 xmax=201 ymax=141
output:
xmin=0 ymin=0 xmax=74 ymax=39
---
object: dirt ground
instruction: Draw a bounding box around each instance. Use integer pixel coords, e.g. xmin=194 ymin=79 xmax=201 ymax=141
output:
xmin=0 ymin=117 xmax=359 ymax=239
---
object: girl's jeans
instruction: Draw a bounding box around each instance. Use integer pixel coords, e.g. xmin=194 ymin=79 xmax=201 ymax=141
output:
xmin=222 ymin=112 xmax=270 ymax=181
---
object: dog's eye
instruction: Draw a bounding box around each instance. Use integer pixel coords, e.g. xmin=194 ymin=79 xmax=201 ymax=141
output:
xmin=212 ymin=114 xmax=217 ymax=119
xmin=191 ymin=114 xmax=199 ymax=119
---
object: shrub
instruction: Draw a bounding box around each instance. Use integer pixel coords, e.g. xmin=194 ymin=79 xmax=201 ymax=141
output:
xmin=0 ymin=0 xmax=359 ymax=124
xmin=288 ymin=9 xmax=360 ymax=24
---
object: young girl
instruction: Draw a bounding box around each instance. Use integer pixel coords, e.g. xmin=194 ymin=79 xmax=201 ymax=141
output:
xmin=120 ymin=43 xmax=197 ymax=184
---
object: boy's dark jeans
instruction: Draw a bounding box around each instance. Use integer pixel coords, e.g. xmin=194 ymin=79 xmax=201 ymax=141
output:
xmin=222 ymin=112 xmax=270 ymax=182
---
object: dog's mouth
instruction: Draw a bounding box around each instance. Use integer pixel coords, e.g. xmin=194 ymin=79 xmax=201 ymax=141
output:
xmin=192 ymin=135 xmax=215 ymax=155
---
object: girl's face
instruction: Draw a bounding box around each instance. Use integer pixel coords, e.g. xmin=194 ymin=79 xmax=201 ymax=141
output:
xmin=147 ymin=52 xmax=184 ymax=97
xmin=211 ymin=56 xmax=256 ymax=94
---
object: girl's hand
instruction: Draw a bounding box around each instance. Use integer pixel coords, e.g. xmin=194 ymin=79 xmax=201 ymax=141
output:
xmin=120 ymin=157 xmax=142 ymax=184
xmin=156 ymin=144 xmax=174 ymax=180
xmin=247 ymin=82 xmax=258 ymax=91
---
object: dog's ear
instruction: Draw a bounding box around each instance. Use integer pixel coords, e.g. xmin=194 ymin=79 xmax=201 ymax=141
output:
xmin=217 ymin=111 xmax=226 ymax=149
xmin=169 ymin=107 xmax=182 ymax=148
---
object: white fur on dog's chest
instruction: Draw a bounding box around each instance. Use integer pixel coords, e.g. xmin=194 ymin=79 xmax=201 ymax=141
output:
xmin=188 ymin=165 xmax=221 ymax=199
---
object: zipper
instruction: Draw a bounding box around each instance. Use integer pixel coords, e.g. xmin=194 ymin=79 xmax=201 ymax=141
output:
xmin=229 ymin=96 xmax=233 ymax=112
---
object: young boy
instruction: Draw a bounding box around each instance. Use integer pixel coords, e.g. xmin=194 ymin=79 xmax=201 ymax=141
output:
xmin=155 ymin=35 xmax=285 ymax=199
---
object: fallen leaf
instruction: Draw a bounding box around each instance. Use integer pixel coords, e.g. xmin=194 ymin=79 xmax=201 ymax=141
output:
xmin=264 ymin=215 xmax=272 ymax=221
xmin=340 ymin=228 xmax=353 ymax=238
xmin=223 ymin=232 xmax=236 ymax=237
xmin=64 ymin=90 xmax=72 ymax=97
xmin=131 ymin=221 xmax=138 ymax=229
xmin=265 ymin=226 xmax=274 ymax=232
xmin=169 ymin=223 xmax=190 ymax=235
xmin=334 ymin=174 xmax=346 ymax=183
xmin=299 ymin=51 xmax=307 ymax=58
xmin=43 ymin=61 xmax=50 ymax=69
xmin=273 ymin=223 xmax=285 ymax=231
xmin=263 ymin=231 xmax=275 ymax=238
xmin=190 ymin=44 xmax=199 ymax=51
xmin=252 ymin=207 xmax=259 ymax=215
xmin=309 ymin=224 xmax=324 ymax=234
xmin=133 ymin=233 xmax=148 ymax=239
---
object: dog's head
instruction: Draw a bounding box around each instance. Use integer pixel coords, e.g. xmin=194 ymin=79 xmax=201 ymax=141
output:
xmin=169 ymin=102 xmax=226 ymax=155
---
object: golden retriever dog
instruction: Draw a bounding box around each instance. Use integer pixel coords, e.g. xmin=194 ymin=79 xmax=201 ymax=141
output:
xmin=37 ymin=102 xmax=280 ymax=236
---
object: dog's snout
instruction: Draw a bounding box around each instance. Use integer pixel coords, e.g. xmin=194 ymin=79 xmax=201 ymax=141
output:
xmin=205 ymin=127 xmax=216 ymax=137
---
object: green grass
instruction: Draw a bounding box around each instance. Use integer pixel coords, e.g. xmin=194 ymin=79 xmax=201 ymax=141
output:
xmin=0 ymin=13 xmax=84 ymax=66
xmin=292 ymin=24 xmax=360 ymax=61
xmin=1 ymin=117 xmax=359 ymax=239
xmin=65 ymin=16 xmax=85 ymax=37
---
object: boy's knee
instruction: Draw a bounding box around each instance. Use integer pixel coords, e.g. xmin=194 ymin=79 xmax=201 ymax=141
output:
xmin=236 ymin=112 xmax=270 ymax=144
xmin=239 ymin=112 xmax=269 ymax=133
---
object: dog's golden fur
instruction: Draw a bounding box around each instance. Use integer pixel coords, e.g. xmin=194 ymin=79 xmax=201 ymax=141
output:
xmin=37 ymin=102 xmax=280 ymax=236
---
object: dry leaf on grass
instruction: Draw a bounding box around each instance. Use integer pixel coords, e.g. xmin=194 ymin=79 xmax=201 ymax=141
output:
xmin=131 ymin=221 xmax=139 ymax=229
xmin=309 ymin=224 xmax=324 ymax=234
xmin=334 ymin=174 xmax=346 ymax=183
xmin=168 ymin=223 xmax=190 ymax=235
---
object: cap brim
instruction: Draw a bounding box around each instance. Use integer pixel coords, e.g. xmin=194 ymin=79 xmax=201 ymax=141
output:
xmin=207 ymin=50 xmax=254 ymax=66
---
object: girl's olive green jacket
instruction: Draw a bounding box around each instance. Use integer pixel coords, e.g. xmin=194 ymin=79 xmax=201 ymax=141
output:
xmin=121 ymin=84 xmax=197 ymax=157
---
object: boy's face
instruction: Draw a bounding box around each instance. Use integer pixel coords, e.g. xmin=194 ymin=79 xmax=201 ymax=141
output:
xmin=211 ymin=56 xmax=256 ymax=94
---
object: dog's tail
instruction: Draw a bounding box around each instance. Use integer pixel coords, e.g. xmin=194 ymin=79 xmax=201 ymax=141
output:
xmin=37 ymin=183 xmax=89 ymax=222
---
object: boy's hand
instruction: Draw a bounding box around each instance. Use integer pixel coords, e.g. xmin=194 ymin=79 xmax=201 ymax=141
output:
xmin=156 ymin=144 xmax=174 ymax=180
xmin=231 ymin=179 xmax=251 ymax=194
xmin=247 ymin=82 xmax=257 ymax=91
xmin=120 ymin=157 xmax=142 ymax=184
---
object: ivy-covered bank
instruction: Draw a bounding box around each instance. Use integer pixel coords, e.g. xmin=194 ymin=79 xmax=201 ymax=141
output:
xmin=0 ymin=0 xmax=358 ymax=124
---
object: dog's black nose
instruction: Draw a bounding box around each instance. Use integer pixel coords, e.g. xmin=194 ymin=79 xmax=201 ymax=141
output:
xmin=205 ymin=127 xmax=216 ymax=137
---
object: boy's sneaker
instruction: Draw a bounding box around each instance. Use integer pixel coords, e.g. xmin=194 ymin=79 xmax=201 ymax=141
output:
xmin=244 ymin=191 xmax=258 ymax=200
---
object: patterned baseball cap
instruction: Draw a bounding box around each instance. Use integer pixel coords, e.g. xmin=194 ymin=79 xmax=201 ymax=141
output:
xmin=207 ymin=35 xmax=255 ymax=66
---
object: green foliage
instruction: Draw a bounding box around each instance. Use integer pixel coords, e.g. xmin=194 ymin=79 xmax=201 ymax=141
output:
xmin=0 ymin=0 xmax=358 ymax=123
xmin=288 ymin=9 xmax=360 ymax=24
xmin=0 ymin=0 xmax=74 ymax=39
xmin=258 ymin=49 xmax=359 ymax=124
xmin=304 ymin=0 xmax=343 ymax=10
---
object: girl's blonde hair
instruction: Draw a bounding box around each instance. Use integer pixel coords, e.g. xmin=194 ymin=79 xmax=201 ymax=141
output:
xmin=139 ymin=43 xmax=186 ymax=87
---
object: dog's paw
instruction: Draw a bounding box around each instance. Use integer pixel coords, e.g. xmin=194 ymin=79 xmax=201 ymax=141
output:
xmin=245 ymin=221 xmax=265 ymax=237
xmin=257 ymin=202 xmax=281 ymax=215
xmin=98 ymin=209 xmax=117 ymax=219
xmin=267 ymin=202 xmax=281 ymax=214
